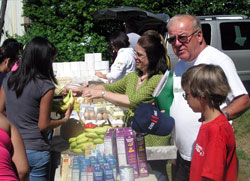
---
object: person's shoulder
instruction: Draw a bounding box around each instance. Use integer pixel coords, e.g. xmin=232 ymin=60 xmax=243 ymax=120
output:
xmin=206 ymin=115 xmax=234 ymax=134
xmin=127 ymin=32 xmax=140 ymax=38
xmin=203 ymin=46 xmax=231 ymax=59
xmin=119 ymin=47 xmax=134 ymax=54
xmin=36 ymin=78 xmax=55 ymax=89
xmin=197 ymin=46 xmax=233 ymax=65
xmin=149 ymin=73 xmax=163 ymax=81
xmin=126 ymin=71 xmax=138 ymax=77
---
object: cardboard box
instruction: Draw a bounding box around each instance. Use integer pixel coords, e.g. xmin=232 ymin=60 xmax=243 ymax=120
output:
xmin=124 ymin=128 xmax=139 ymax=178
xmin=104 ymin=128 xmax=116 ymax=158
xmin=60 ymin=154 xmax=70 ymax=181
xmin=115 ymin=128 xmax=127 ymax=167
xmin=136 ymin=134 xmax=149 ymax=177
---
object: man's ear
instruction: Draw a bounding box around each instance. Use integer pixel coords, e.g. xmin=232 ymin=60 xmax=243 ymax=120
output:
xmin=197 ymin=30 xmax=204 ymax=44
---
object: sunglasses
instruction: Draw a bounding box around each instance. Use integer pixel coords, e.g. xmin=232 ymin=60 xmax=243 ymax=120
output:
xmin=167 ymin=30 xmax=198 ymax=44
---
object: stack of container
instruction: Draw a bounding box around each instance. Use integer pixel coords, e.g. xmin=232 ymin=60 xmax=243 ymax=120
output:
xmin=53 ymin=53 xmax=109 ymax=82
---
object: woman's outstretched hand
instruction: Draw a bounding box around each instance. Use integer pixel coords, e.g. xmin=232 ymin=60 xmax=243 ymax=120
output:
xmin=82 ymin=89 xmax=102 ymax=100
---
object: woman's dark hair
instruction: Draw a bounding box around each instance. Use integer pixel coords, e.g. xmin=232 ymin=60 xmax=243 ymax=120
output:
xmin=137 ymin=33 xmax=168 ymax=78
xmin=7 ymin=36 xmax=57 ymax=97
xmin=0 ymin=38 xmax=23 ymax=66
xmin=109 ymin=31 xmax=130 ymax=50
xmin=0 ymin=47 xmax=7 ymax=64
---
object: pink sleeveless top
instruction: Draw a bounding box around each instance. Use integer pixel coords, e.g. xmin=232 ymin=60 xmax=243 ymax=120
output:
xmin=0 ymin=128 xmax=18 ymax=180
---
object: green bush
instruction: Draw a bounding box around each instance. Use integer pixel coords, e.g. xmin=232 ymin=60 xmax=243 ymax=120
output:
xmin=19 ymin=0 xmax=112 ymax=62
xmin=18 ymin=0 xmax=249 ymax=62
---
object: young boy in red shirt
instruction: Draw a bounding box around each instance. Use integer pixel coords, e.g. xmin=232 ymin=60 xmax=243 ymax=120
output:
xmin=181 ymin=64 xmax=237 ymax=181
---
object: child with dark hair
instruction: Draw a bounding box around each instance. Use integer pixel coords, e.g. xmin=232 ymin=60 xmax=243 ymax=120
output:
xmin=0 ymin=38 xmax=23 ymax=86
xmin=181 ymin=64 xmax=237 ymax=181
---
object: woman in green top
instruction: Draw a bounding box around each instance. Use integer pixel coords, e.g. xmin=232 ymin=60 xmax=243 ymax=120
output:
xmin=76 ymin=31 xmax=171 ymax=180
xmin=81 ymin=32 xmax=168 ymax=121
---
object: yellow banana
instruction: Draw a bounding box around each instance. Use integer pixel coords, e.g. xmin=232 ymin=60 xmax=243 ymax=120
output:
xmin=60 ymin=92 xmax=75 ymax=111
xmin=76 ymin=137 xmax=88 ymax=144
xmin=93 ymin=138 xmax=104 ymax=144
xmin=76 ymin=142 xmax=87 ymax=149
xmin=95 ymin=128 xmax=107 ymax=135
xmin=99 ymin=135 xmax=104 ymax=139
xmin=68 ymin=137 xmax=77 ymax=143
xmin=70 ymin=148 xmax=83 ymax=153
xmin=62 ymin=90 xmax=71 ymax=103
xmin=54 ymin=84 xmax=65 ymax=96
xmin=70 ymin=141 xmax=77 ymax=148
xmin=84 ymin=128 xmax=96 ymax=133
xmin=85 ymin=132 xmax=99 ymax=139
xmin=76 ymin=133 xmax=86 ymax=139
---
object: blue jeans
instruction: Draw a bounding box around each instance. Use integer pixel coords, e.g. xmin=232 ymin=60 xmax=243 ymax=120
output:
xmin=26 ymin=150 xmax=51 ymax=181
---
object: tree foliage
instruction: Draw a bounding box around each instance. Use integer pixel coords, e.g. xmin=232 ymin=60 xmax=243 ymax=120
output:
xmin=18 ymin=0 xmax=249 ymax=62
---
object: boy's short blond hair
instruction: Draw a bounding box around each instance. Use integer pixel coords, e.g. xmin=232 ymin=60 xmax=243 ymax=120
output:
xmin=181 ymin=64 xmax=231 ymax=109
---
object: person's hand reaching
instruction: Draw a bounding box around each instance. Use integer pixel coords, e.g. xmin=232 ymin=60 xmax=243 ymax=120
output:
xmin=70 ymin=85 xmax=88 ymax=97
xmin=82 ymin=89 xmax=103 ymax=100
xmin=95 ymin=72 xmax=107 ymax=79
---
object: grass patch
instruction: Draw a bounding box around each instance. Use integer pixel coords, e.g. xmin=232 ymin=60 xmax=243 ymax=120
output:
xmin=233 ymin=109 xmax=250 ymax=180
xmin=237 ymin=148 xmax=249 ymax=160
xmin=234 ymin=109 xmax=250 ymax=137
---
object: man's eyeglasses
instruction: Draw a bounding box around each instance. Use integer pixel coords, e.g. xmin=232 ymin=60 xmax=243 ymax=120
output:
xmin=182 ymin=93 xmax=191 ymax=100
xmin=167 ymin=30 xmax=198 ymax=44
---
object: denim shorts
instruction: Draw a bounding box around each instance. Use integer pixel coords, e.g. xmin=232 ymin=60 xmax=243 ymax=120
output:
xmin=26 ymin=150 xmax=51 ymax=181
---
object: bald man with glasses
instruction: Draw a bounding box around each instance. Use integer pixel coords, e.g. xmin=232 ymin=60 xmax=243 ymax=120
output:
xmin=167 ymin=14 xmax=250 ymax=181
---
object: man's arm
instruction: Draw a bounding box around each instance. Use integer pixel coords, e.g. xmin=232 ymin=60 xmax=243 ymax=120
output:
xmin=223 ymin=94 xmax=250 ymax=120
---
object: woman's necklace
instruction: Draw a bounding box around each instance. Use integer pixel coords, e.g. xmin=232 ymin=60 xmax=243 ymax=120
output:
xmin=138 ymin=75 xmax=147 ymax=86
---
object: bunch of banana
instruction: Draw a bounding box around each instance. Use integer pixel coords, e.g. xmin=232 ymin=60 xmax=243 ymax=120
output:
xmin=68 ymin=125 xmax=112 ymax=153
xmin=54 ymin=84 xmax=65 ymax=96
xmin=51 ymin=90 xmax=75 ymax=113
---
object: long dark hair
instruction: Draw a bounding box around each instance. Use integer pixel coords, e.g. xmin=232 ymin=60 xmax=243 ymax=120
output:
xmin=0 ymin=38 xmax=22 ymax=66
xmin=109 ymin=31 xmax=130 ymax=49
xmin=7 ymin=37 xmax=57 ymax=97
xmin=137 ymin=33 xmax=168 ymax=78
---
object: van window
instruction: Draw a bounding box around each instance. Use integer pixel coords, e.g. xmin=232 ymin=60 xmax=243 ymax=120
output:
xmin=201 ymin=24 xmax=211 ymax=45
xmin=220 ymin=22 xmax=250 ymax=50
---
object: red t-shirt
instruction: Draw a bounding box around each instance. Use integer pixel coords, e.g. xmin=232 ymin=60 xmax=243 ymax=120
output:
xmin=190 ymin=114 xmax=237 ymax=181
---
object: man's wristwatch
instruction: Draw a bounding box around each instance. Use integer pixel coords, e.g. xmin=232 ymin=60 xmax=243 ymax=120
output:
xmin=222 ymin=110 xmax=230 ymax=120
xmin=101 ymin=91 xmax=106 ymax=98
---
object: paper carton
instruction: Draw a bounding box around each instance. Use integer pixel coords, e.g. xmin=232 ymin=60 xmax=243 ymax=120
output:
xmin=135 ymin=134 xmax=149 ymax=177
xmin=124 ymin=128 xmax=139 ymax=178
xmin=115 ymin=128 xmax=127 ymax=167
